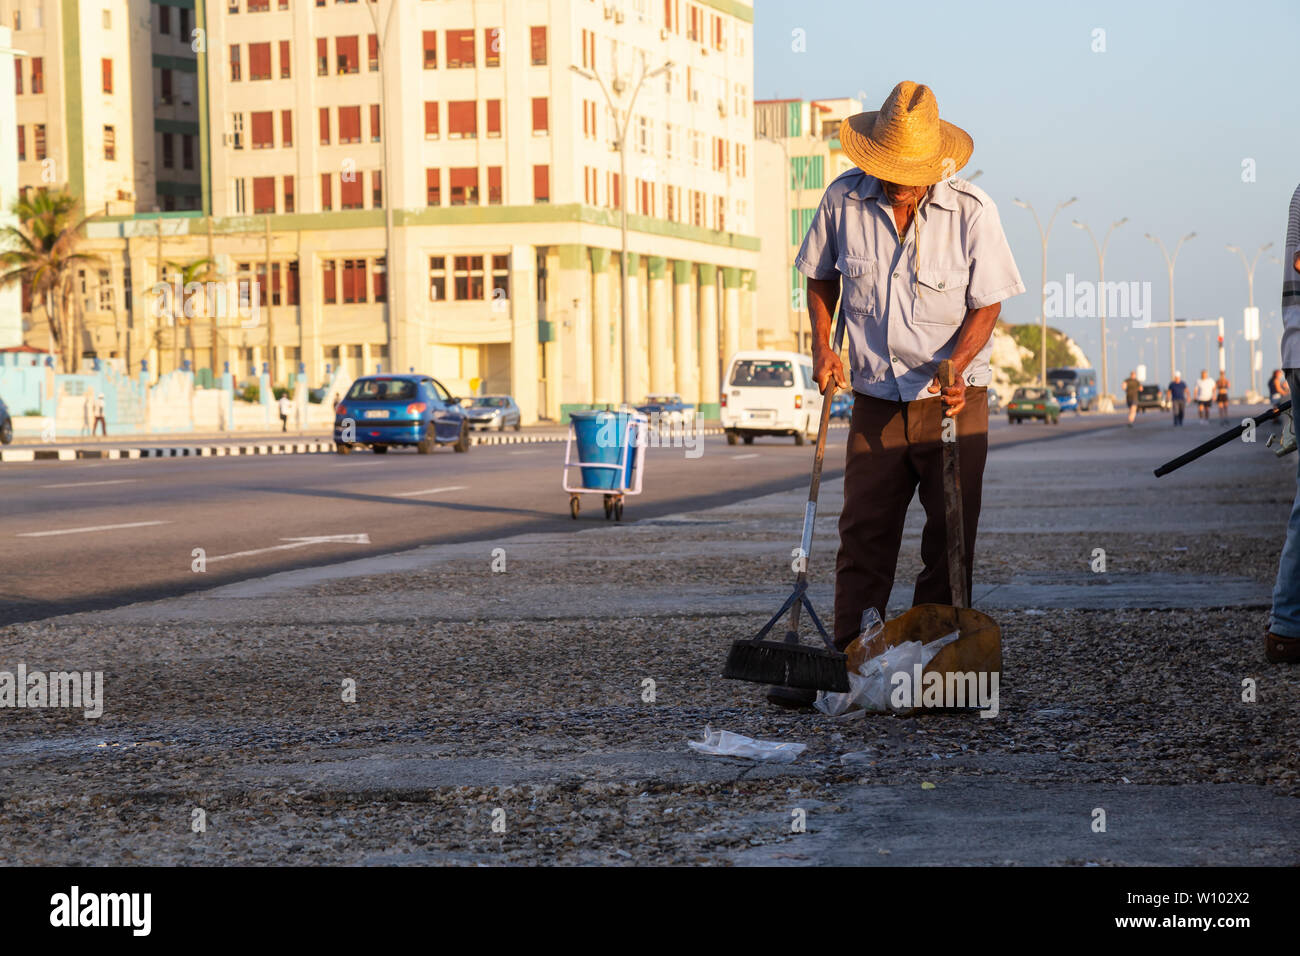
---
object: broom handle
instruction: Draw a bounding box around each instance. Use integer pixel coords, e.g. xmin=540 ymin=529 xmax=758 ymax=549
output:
xmin=787 ymin=311 xmax=846 ymax=635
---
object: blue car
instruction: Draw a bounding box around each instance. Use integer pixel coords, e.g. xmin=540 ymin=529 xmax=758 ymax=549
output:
xmin=334 ymin=375 xmax=469 ymax=455
xmin=829 ymin=392 xmax=854 ymax=421
xmin=0 ymin=395 xmax=11 ymax=445
xmin=1046 ymin=367 xmax=1098 ymax=413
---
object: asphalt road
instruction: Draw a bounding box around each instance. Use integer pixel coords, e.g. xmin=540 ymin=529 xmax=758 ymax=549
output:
xmin=0 ymin=412 xmax=1118 ymax=624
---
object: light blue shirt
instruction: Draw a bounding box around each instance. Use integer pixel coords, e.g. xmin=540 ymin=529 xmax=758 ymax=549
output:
xmin=795 ymin=170 xmax=1026 ymax=401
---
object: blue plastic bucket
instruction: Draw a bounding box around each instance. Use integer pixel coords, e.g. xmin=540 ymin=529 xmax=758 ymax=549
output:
xmin=571 ymin=410 xmax=636 ymax=490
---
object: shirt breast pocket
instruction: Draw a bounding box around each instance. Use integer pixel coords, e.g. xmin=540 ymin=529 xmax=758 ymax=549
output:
xmin=914 ymin=266 xmax=970 ymax=326
xmin=835 ymin=254 xmax=876 ymax=316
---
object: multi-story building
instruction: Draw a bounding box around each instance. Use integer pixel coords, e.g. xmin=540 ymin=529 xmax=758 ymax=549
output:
xmin=1 ymin=24 xmax=21 ymax=346
xmin=753 ymin=95 xmax=860 ymax=353
xmin=11 ymin=0 xmax=760 ymax=423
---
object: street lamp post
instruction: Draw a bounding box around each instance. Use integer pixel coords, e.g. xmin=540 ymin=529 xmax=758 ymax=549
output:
xmin=1072 ymin=216 xmax=1127 ymax=408
xmin=571 ymin=55 xmax=674 ymax=405
xmin=756 ymin=132 xmax=795 ymax=352
xmin=1145 ymin=231 xmax=1196 ymax=387
xmin=1225 ymin=242 xmax=1273 ymax=400
xmin=1013 ymin=196 xmax=1077 ymax=386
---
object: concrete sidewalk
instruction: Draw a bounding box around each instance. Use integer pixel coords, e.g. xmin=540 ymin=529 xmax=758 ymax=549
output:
xmin=0 ymin=413 xmax=1296 ymax=865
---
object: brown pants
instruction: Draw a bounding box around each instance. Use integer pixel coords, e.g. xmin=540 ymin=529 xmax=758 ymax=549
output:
xmin=833 ymin=388 xmax=988 ymax=649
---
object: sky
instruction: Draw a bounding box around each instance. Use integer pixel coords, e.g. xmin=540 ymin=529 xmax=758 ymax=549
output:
xmin=753 ymin=0 xmax=1300 ymax=391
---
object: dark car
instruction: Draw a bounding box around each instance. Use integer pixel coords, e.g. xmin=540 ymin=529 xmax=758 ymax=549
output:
xmin=1136 ymin=385 xmax=1165 ymax=412
xmin=829 ymin=392 xmax=854 ymax=420
xmin=333 ymin=374 xmax=469 ymax=454
xmin=0 ymin=395 xmax=11 ymax=445
xmin=635 ymin=393 xmax=694 ymax=427
xmin=1007 ymin=386 xmax=1061 ymax=424
xmin=461 ymin=395 xmax=521 ymax=431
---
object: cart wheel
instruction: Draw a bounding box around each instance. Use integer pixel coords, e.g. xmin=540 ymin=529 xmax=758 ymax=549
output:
xmin=614 ymin=499 xmax=624 ymax=521
xmin=569 ymin=496 xmax=580 ymax=520
xmin=603 ymin=496 xmax=613 ymax=520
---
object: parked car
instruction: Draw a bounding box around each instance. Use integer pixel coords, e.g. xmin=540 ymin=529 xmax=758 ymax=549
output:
xmin=986 ymin=388 xmax=1003 ymax=414
xmin=461 ymin=395 xmax=521 ymax=431
xmin=0 ymin=395 xmax=11 ymax=445
xmin=721 ymin=350 xmax=821 ymax=445
xmin=1007 ymin=386 xmax=1061 ymax=424
xmin=1136 ymin=384 xmax=1165 ymax=412
xmin=333 ymin=374 xmax=469 ymax=454
xmin=635 ymin=394 xmax=694 ymax=427
xmin=1046 ymin=367 xmax=1098 ymax=411
xmin=829 ymin=392 xmax=854 ymax=421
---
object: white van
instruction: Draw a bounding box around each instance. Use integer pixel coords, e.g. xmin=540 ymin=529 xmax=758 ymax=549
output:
xmin=721 ymin=350 xmax=821 ymax=445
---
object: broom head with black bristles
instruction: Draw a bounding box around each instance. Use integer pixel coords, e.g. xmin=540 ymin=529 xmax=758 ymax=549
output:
xmin=724 ymin=630 xmax=850 ymax=692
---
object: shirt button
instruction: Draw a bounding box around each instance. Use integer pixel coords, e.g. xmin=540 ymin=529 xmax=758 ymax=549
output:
xmin=937 ymin=282 xmax=946 ymax=289
xmin=893 ymin=272 xmax=899 ymax=279
xmin=891 ymin=357 xmax=898 ymax=364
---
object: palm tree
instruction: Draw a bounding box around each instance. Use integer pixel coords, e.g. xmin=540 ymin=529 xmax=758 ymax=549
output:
xmin=0 ymin=188 xmax=102 ymax=372
xmin=163 ymin=257 xmax=215 ymax=375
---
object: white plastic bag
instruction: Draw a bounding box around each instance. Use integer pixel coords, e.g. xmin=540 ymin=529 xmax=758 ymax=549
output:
xmin=815 ymin=630 xmax=961 ymax=716
xmin=687 ymin=726 xmax=807 ymax=763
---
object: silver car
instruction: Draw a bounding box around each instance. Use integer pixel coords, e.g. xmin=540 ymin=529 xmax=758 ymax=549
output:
xmin=461 ymin=395 xmax=521 ymax=431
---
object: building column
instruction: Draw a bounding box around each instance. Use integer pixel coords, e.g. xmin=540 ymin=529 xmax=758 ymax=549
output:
xmin=623 ymin=252 xmax=646 ymax=403
xmin=697 ymin=264 xmax=720 ymax=419
xmin=740 ymin=270 xmax=758 ymax=351
xmin=672 ymin=260 xmax=697 ymax=406
xmin=722 ymin=267 xmax=742 ymax=363
xmin=554 ymin=244 xmax=590 ymax=418
xmin=509 ymin=242 xmax=539 ymax=425
xmin=591 ymin=247 xmax=613 ymax=406
xmin=647 ymin=256 xmax=673 ymax=394
xmin=361 ymin=342 xmax=374 ymax=377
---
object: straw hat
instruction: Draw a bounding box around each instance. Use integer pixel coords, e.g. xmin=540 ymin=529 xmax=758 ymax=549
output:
xmin=840 ymin=81 xmax=973 ymax=187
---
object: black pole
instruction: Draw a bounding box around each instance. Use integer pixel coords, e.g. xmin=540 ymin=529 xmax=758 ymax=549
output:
xmin=1154 ymin=400 xmax=1291 ymax=477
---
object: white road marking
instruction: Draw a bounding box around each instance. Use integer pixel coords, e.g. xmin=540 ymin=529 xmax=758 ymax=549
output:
xmin=508 ymin=450 xmax=541 ymax=456
xmin=17 ymin=520 xmax=171 ymax=538
xmin=731 ymin=453 xmax=760 ymax=460
xmin=391 ymin=485 xmax=467 ymax=498
xmin=43 ymin=479 xmax=140 ymax=489
xmin=206 ymin=533 xmax=372 ymax=564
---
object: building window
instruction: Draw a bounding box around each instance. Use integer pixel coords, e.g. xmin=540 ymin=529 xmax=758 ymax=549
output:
xmin=286 ymin=261 xmax=299 ymax=305
xmin=373 ymin=258 xmax=387 ymax=303
xmin=316 ymin=38 xmax=328 ymax=76
xmin=448 ymin=101 xmax=476 ymax=139
xmin=484 ymin=28 xmax=500 ymax=67
xmin=248 ymin=0 xmax=270 ymax=10
xmin=250 ymin=42 xmax=272 ymax=79
xmin=279 ymin=40 xmax=291 ymax=78
xmin=367 ymin=34 xmax=379 ymax=71
xmin=284 ymin=176 xmax=295 ymax=213
xmin=486 ymin=100 xmax=501 ymax=137
xmin=422 ymin=31 xmax=437 ymax=68
xmin=448 ymin=167 xmax=478 ymax=206
xmin=453 ymin=256 xmax=484 ymax=300
xmin=424 ymin=102 xmax=439 ymax=138
xmin=230 ymin=45 xmax=242 ymax=81
xmin=162 ymin=134 xmax=175 ymax=168
xmin=336 ymin=36 xmax=359 ymax=74
xmin=102 ymin=58 xmax=113 ymax=93
xmin=160 ymin=68 xmax=173 ymax=104
xmin=160 ymin=6 xmax=171 ymax=33
xmin=233 ymin=179 xmax=247 ymax=214
xmin=340 ymin=173 xmax=363 ymax=209
xmin=320 ymin=173 xmax=332 ymax=210
xmin=530 ymin=26 xmax=547 ymax=65
xmin=103 ymin=125 xmax=116 ymax=161
xmin=338 ymin=105 xmax=361 ymax=144
xmin=492 ymin=255 xmax=509 ymax=300
xmin=341 ymin=259 xmax=367 ymax=303
xmin=318 ymin=107 xmax=330 ymax=144
xmin=31 ymin=58 xmax=43 ymax=94
xmin=533 ymin=165 xmax=550 ymax=203
xmin=426 ymin=169 xmax=440 ymax=206
xmin=322 ymin=259 xmax=337 ymax=303
xmin=371 ymin=170 xmax=382 ymax=207
xmin=16 ymin=125 xmax=25 ymax=162
xmin=230 ymin=112 xmax=244 ymax=149
xmin=487 ymin=167 xmax=502 ymax=205
xmin=253 ymin=176 xmax=276 ymax=214
xmin=429 ymin=256 xmax=446 ymax=300
xmin=531 ymin=97 xmax=548 ymax=134
xmin=251 ymin=111 xmax=274 ymax=148
xmin=34 ymin=125 xmax=47 ymax=161
xmin=14 ymin=58 xmax=21 ymax=95
xmin=180 ymin=8 xmax=190 ymax=36
xmin=369 ymin=104 xmax=381 ymax=142
xmin=446 ymin=29 xmax=474 ymax=68
xmin=182 ymin=135 xmax=195 ymax=169
xmin=281 ymin=110 xmax=293 ymax=147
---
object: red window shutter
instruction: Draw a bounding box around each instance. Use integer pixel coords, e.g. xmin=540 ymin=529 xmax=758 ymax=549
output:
xmin=446 ymin=30 xmax=474 ymax=67
xmin=484 ymin=28 xmax=500 ymax=67
xmin=281 ymin=110 xmax=293 ymax=147
xmin=321 ymin=173 xmax=332 ymax=210
xmin=251 ymin=111 xmax=274 ymax=148
xmin=486 ymin=100 xmax=500 ymax=135
xmin=337 ymin=36 xmax=359 ymax=73
xmin=487 ymin=166 xmax=502 ymax=204
xmin=424 ymin=101 xmax=438 ymax=137
xmin=370 ymin=104 xmax=380 ymax=141
xmin=368 ymin=34 xmax=378 ymax=69
xmin=448 ymin=101 xmax=476 ymax=138
xmin=371 ymin=170 xmax=382 ymax=206
xmin=530 ymin=26 xmax=547 ymax=65
xmin=252 ymin=176 xmax=275 ymax=214
xmin=279 ymin=40 xmax=291 ymax=77
xmin=340 ymin=174 xmax=363 ymax=209
xmin=14 ymin=58 xmax=21 ymax=95
xmin=249 ymin=42 xmax=271 ymax=79
xmin=283 ymin=175 xmax=295 ymax=213
xmin=533 ymin=165 xmax=550 ymax=203
xmin=316 ymin=37 xmax=327 ymax=75
xmin=338 ymin=105 xmax=361 ymax=143
xmin=422 ymin=30 xmax=437 ymax=68
xmin=322 ymin=260 xmax=337 ymax=303
xmin=531 ymin=97 xmax=548 ymax=132
xmin=101 ymin=58 xmax=112 ymax=93
xmin=319 ymin=107 xmax=330 ymax=144
xmin=16 ymin=125 xmax=24 ymax=161
xmin=426 ymin=168 xmax=440 ymax=205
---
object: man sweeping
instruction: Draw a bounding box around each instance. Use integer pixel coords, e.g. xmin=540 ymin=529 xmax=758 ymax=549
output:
xmin=792 ymin=81 xmax=1025 ymax=699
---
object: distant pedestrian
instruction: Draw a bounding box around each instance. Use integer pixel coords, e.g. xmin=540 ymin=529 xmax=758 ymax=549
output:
xmin=1215 ymin=369 xmax=1230 ymax=423
xmin=1124 ymin=371 xmax=1141 ymax=426
xmin=277 ymin=393 xmax=294 ymax=432
xmin=1264 ymin=183 xmax=1300 ymax=663
xmin=1268 ymin=368 xmax=1289 ymax=405
xmin=82 ymin=390 xmax=94 ymax=437
xmin=1167 ymin=372 xmax=1188 ymax=426
xmin=91 ymin=392 xmax=107 ymax=436
xmin=1193 ymin=369 xmax=1215 ymax=422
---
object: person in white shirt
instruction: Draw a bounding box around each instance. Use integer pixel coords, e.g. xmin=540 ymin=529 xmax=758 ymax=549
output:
xmin=277 ymin=394 xmax=293 ymax=432
xmin=1193 ymin=370 xmax=1216 ymax=422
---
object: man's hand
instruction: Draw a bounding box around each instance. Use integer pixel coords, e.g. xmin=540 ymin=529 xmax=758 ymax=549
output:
xmin=927 ymin=374 xmax=967 ymax=417
xmin=813 ymin=346 xmax=848 ymax=395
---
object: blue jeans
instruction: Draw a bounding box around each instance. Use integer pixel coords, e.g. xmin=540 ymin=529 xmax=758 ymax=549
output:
xmin=1271 ymin=369 xmax=1300 ymax=638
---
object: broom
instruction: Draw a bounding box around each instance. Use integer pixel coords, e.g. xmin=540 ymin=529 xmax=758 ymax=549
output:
xmin=723 ymin=313 xmax=850 ymax=693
